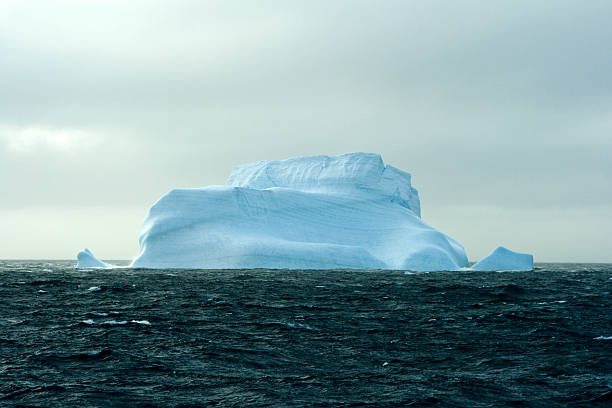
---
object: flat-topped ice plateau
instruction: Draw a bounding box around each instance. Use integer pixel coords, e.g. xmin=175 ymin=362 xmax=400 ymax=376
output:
xmin=77 ymin=153 xmax=533 ymax=271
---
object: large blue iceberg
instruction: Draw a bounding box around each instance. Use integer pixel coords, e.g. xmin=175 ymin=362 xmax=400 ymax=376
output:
xmin=78 ymin=153 xmax=533 ymax=271
xmin=130 ymin=153 xmax=468 ymax=270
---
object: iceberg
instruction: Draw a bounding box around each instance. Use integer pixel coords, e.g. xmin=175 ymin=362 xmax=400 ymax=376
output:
xmin=77 ymin=152 xmax=534 ymax=271
xmin=76 ymin=248 xmax=111 ymax=269
xmin=471 ymin=246 xmax=534 ymax=271
xmin=130 ymin=153 xmax=468 ymax=270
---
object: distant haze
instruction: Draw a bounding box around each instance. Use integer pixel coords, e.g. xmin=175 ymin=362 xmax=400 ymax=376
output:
xmin=1 ymin=0 xmax=611 ymax=262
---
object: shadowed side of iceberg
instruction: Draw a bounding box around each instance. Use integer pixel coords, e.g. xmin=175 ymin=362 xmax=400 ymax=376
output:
xmin=471 ymin=246 xmax=534 ymax=271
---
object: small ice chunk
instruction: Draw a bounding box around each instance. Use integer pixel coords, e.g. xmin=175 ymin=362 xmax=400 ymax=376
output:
xmin=37 ymin=290 xmax=47 ymax=294
xmin=382 ymin=362 xmax=389 ymax=367
xmin=471 ymin=246 xmax=533 ymax=271
xmin=76 ymin=248 xmax=112 ymax=269
xmin=88 ymin=286 xmax=102 ymax=292
xmin=82 ymin=319 xmax=95 ymax=325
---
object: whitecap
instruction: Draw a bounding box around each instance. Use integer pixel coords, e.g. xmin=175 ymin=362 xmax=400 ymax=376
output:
xmin=594 ymin=336 xmax=612 ymax=341
xmin=272 ymin=321 xmax=316 ymax=331
xmin=88 ymin=286 xmax=101 ymax=292
xmin=102 ymin=320 xmax=128 ymax=325
xmin=82 ymin=319 xmax=95 ymax=325
xmin=131 ymin=320 xmax=151 ymax=325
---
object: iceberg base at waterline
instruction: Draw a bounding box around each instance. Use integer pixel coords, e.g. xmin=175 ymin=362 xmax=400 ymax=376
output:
xmin=76 ymin=153 xmax=533 ymax=272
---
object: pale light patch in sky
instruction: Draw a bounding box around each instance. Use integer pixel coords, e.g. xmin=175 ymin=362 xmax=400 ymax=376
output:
xmin=1 ymin=126 xmax=101 ymax=155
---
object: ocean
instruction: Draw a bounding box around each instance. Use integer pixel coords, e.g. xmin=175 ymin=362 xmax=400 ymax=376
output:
xmin=0 ymin=261 xmax=610 ymax=407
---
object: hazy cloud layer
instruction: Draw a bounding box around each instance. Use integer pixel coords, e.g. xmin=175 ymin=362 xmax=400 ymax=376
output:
xmin=1 ymin=0 xmax=611 ymax=260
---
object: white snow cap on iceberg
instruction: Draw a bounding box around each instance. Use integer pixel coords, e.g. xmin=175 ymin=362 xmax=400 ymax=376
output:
xmin=76 ymin=248 xmax=111 ymax=269
xmin=471 ymin=246 xmax=534 ymax=271
xmin=227 ymin=153 xmax=421 ymax=217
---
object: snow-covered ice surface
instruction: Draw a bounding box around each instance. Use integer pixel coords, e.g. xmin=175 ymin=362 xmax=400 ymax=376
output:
xmin=471 ymin=246 xmax=534 ymax=271
xmin=130 ymin=153 xmax=470 ymax=271
xmin=76 ymin=249 xmax=111 ymax=269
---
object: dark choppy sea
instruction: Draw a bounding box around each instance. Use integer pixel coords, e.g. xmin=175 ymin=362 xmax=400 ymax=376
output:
xmin=0 ymin=261 xmax=610 ymax=407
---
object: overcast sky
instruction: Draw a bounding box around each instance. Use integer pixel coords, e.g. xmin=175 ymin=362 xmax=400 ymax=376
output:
xmin=1 ymin=0 xmax=611 ymax=262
